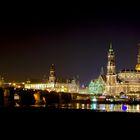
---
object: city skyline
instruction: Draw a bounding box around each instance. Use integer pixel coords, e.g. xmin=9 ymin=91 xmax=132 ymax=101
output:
xmin=0 ymin=4 xmax=140 ymax=84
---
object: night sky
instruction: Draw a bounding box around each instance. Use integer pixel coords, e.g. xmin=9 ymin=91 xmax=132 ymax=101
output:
xmin=0 ymin=3 xmax=140 ymax=85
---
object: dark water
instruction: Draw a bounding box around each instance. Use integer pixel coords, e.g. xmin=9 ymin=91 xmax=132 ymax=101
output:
xmin=17 ymin=103 xmax=140 ymax=113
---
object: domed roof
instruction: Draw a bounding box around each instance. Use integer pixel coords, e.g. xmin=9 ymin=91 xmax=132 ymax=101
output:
xmin=135 ymin=64 xmax=140 ymax=71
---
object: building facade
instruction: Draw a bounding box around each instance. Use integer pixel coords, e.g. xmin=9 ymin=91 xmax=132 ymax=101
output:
xmin=25 ymin=64 xmax=79 ymax=93
xmin=88 ymin=68 xmax=106 ymax=94
xmin=89 ymin=43 xmax=140 ymax=97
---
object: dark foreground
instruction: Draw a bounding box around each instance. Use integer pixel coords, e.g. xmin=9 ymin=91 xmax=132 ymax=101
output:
xmin=0 ymin=107 xmax=139 ymax=135
xmin=1 ymin=107 xmax=140 ymax=120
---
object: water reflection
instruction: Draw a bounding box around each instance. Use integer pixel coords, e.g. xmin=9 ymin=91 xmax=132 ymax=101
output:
xmin=121 ymin=104 xmax=127 ymax=112
xmin=109 ymin=104 xmax=114 ymax=111
xmin=82 ymin=104 xmax=85 ymax=109
xmin=91 ymin=103 xmax=96 ymax=110
xmin=76 ymin=103 xmax=80 ymax=109
xmin=99 ymin=104 xmax=106 ymax=110
xmin=15 ymin=102 xmax=140 ymax=113
xmin=137 ymin=105 xmax=139 ymax=111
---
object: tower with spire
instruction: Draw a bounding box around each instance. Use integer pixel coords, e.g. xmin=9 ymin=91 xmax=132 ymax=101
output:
xmin=47 ymin=64 xmax=56 ymax=90
xmin=106 ymin=43 xmax=117 ymax=95
xmin=107 ymin=43 xmax=116 ymax=75
xmin=48 ymin=64 xmax=56 ymax=83
xmin=100 ymin=67 xmax=104 ymax=76
xmin=135 ymin=43 xmax=140 ymax=71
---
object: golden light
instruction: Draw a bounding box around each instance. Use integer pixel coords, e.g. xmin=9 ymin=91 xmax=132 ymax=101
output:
xmin=135 ymin=64 xmax=140 ymax=71
xmin=13 ymin=83 xmax=16 ymax=86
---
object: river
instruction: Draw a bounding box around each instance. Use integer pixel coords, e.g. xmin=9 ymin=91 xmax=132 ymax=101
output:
xmin=25 ymin=103 xmax=140 ymax=113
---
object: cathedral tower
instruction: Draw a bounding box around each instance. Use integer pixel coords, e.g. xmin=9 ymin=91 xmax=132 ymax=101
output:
xmin=135 ymin=44 xmax=140 ymax=71
xmin=107 ymin=43 xmax=116 ymax=75
xmin=106 ymin=43 xmax=117 ymax=95
xmin=48 ymin=64 xmax=56 ymax=83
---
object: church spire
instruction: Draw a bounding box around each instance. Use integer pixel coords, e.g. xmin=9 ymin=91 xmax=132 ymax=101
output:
xmin=137 ymin=44 xmax=140 ymax=64
xmin=110 ymin=42 xmax=112 ymax=49
xmin=48 ymin=64 xmax=56 ymax=83
xmin=100 ymin=67 xmax=104 ymax=75
xmin=106 ymin=43 xmax=117 ymax=93
xmin=109 ymin=42 xmax=114 ymax=53
xmin=135 ymin=44 xmax=140 ymax=71
xmin=107 ymin=43 xmax=116 ymax=75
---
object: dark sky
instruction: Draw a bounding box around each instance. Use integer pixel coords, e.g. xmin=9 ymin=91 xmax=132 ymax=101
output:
xmin=0 ymin=3 xmax=140 ymax=84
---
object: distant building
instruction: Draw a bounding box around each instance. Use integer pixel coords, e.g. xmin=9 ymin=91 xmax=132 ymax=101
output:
xmin=78 ymin=84 xmax=89 ymax=94
xmin=88 ymin=68 xmax=106 ymax=94
xmin=25 ymin=64 xmax=79 ymax=93
xmin=89 ymin=43 xmax=140 ymax=97
xmin=0 ymin=76 xmax=4 ymax=87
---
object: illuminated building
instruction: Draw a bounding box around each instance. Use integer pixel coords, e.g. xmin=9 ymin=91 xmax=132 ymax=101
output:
xmin=25 ymin=64 xmax=79 ymax=93
xmin=89 ymin=43 xmax=140 ymax=96
xmin=105 ymin=43 xmax=118 ymax=95
xmin=25 ymin=83 xmax=47 ymax=90
xmin=78 ymin=85 xmax=88 ymax=94
xmin=0 ymin=76 xmax=4 ymax=87
xmin=47 ymin=64 xmax=56 ymax=90
xmin=88 ymin=68 xmax=106 ymax=94
xmin=135 ymin=44 xmax=140 ymax=71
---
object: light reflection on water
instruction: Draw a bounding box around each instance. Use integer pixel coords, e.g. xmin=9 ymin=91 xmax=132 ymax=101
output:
xmin=25 ymin=103 xmax=140 ymax=113
xmin=91 ymin=103 xmax=96 ymax=110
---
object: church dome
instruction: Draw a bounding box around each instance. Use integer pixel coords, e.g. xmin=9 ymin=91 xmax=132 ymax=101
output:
xmin=135 ymin=64 xmax=140 ymax=71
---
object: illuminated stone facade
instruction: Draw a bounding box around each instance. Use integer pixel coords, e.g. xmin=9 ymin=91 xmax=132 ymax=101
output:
xmin=25 ymin=64 xmax=79 ymax=93
xmin=89 ymin=43 xmax=140 ymax=96
xmin=88 ymin=75 xmax=106 ymax=94
xmin=117 ymin=70 xmax=140 ymax=94
xmin=135 ymin=44 xmax=140 ymax=71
